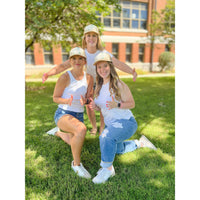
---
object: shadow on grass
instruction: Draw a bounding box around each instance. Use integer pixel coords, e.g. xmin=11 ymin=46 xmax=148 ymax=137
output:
xmin=25 ymin=132 xmax=174 ymax=200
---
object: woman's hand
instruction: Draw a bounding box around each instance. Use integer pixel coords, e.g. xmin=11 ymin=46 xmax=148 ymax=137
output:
xmin=42 ymin=73 xmax=48 ymax=83
xmin=106 ymin=96 xmax=118 ymax=110
xmin=132 ymin=68 xmax=137 ymax=82
xmin=88 ymin=97 xmax=95 ymax=110
xmin=88 ymin=97 xmax=101 ymax=111
xmin=80 ymin=95 xmax=86 ymax=105
xmin=68 ymin=95 xmax=73 ymax=106
xmin=80 ymin=95 xmax=91 ymax=105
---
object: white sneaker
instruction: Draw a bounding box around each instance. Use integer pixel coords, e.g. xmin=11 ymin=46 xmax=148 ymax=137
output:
xmin=71 ymin=161 xmax=91 ymax=179
xmin=46 ymin=127 xmax=59 ymax=135
xmin=139 ymin=135 xmax=157 ymax=150
xmin=92 ymin=167 xmax=115 ymax=184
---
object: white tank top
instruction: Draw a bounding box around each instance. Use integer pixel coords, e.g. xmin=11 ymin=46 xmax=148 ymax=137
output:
xmin=94 ymin=82 xmax=133 ymax=126
xmin=85 ymin=49 xmax=113 ymax=83
xmin=58 ymin=71 xmax=88 ymax=112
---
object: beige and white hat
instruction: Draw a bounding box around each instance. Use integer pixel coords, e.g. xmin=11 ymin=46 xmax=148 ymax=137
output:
xmin=69 ymin=47 xmax=86 ymax=59
xmin=84 ymin=24 xmax=99 ymax=35
xmin=93 ymin=52 xmax=111 ymax=66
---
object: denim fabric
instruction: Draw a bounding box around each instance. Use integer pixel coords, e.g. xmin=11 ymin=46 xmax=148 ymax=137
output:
xmin=99 ymin=117 xmax=138 ymax=168
xmin=54 ymin=107 xmax=84 ymax=125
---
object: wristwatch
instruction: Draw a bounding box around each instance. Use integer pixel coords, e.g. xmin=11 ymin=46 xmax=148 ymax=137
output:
xmin=117 ymin=103 xmax=121 ymax=108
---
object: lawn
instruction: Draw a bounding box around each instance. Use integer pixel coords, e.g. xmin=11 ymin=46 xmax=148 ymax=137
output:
xmin=25 ymin=76 xmax=175 ymax=200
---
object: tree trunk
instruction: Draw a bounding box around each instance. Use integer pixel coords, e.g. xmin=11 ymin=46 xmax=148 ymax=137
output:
xmin=150 ymin=37 xmax=155 ymax=72
xmin=25 ymin=39 xmax=34 ymax=52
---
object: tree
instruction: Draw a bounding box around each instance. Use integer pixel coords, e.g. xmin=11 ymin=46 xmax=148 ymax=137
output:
xmin=158 ymin=51 xmax=175 ymax=72
xmin=149 ymin=0 xmax=175 ymax=72
xmin=25 ymin=0 xmax=120 ymax=52
xmin=161 ymin=0 xmax=175 ymax=47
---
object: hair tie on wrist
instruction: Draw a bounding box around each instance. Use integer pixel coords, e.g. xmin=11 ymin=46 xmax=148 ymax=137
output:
xmin=85 ymin=98 xmax=91 ymax=105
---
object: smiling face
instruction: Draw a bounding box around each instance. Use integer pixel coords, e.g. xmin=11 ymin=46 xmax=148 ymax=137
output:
xmin=96 ymin=61 xmax=111 ymax=81
xmin=85 ymin=32 xmax=98 ymax=48
xmin=70 ymin=55 xmax=86 ymax=69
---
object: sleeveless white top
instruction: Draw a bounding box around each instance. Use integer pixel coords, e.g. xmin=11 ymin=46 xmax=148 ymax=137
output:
xmin=94 ymin=82 xmax=133 ymax=126
xmin=58 ymin=71 xmax=87 ymax=112
xmin=85 ymin=49 xmax=113 ymax=83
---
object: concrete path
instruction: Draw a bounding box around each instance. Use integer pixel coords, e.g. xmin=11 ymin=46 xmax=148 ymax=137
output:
xmin=25 ymin=73 xmax=175 ymax=82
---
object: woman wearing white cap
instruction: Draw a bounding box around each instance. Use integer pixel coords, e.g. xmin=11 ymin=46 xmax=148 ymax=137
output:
xmin=88 ymin=52 xmax=157 ymax=184
xmin=43 ymin=24 xmax=137 ymax=135
xmin=52 ymin=47 xmax=93 ymax=179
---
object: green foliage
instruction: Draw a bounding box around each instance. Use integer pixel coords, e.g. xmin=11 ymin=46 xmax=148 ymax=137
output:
xmin=25 ymin=0 xmax=120 ymax=52
xmin=161 ymin=0 xmax=175 ymax=40
xmin=158 ymin=52 xmax=175 ymax=72
xmin=25 ymin=77 xmax=175 ymax=200
xmin=149 ymin=0 xmax=175 ymax=44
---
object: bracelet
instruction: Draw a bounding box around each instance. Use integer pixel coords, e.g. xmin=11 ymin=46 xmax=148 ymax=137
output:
xmin=85 ymin=98 xmax=91 ymax=105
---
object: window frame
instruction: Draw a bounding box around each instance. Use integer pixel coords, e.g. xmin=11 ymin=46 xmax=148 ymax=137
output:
xmin=25 ymin=47 xmax=35 ymax=65
xmin=112 ymin=43 xmax=119 ymax=59
xmin=62 ymin=47 xmax=69 ymax=62
xmin=97 ymin=1 xmax=148 ymax=30
xmin=139 ymin=43 xmax=145 ymax=62
xmin=126 ymin=43 xmax=132 ymax=62
xmin=43 ymin=44 xmax=53 ymax=65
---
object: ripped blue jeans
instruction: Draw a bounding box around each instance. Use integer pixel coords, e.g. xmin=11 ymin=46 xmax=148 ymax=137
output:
xmin=100 ymin=117 xmax=138 ymax=168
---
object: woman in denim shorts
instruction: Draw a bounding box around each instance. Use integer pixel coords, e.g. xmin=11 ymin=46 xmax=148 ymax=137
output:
xmin=89 ymin=52 xmax=157 ymax=184
xmin=52 ymin=47 xmax=94 ymax=179
xmin=43 ymin=24 xmax=138 ymax=136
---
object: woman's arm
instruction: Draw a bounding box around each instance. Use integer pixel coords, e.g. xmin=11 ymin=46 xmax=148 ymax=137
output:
xmin=88 ymin=98 xmax=101 ymax=111
xmin=119 ymin=81 xmax=135 ymax=109
xmin=42 ymin=60 xmax=72 ymax=83
xmin=53 ymin=73 xmax=73 ymax=105
xmin=111 ymin=57 xmax=137 ymax=82
xmin=106 ymin=80 xmax=135 ymax=110
xmin=85 ymin=74 xmax=94 ymax=99
xmin=80 ymin=74 xmax=94 ymax=105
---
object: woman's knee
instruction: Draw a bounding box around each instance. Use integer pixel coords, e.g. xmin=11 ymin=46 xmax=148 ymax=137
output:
xmin=75 ymin=123 xmax=87 ymax=137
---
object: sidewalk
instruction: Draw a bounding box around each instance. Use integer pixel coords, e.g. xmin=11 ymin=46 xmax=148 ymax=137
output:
xmin=25 ymin=73 xmax=175 ymax=82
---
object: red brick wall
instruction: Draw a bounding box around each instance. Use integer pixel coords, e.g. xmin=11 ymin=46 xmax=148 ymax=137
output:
xmin=33 ymin=43 xmax=44 ymax=65
xmin=53 ymin=44 xmax=62 ymax=64
xmin=132 ymin=43 xmax=139 ymax=63
xmin=157 ymin=0 xmax=167 ymax=12
xmin=118 ymin=43 xmax=126 ymax=62
xmin=104 ymin=42 xmax=112 ymax=54
xmin=103 ymin=31 xmax=147 ymax=38
xmin=153 ymin=44 xmax=165 ymax=62
xmin=147 ymin=0 xmax=153 ymax=34
xmin=144 ymin=43 xmax=151 ymax=63
xmin=170 ymin=44 xmax=175 ymax=54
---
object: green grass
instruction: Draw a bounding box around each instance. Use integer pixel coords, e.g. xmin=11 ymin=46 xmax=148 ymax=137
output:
xmin=25 ymin=77 xmax=175 ymax=200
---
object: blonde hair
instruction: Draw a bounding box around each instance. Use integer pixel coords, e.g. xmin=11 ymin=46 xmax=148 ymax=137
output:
xmin=95 ymin=61 xmax=121 ymax=101
xmin=82 ymin=33 xmax=104 ymax=50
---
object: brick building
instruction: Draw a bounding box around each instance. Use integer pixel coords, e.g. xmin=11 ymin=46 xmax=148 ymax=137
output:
xmin=25 ymin=0 xmax=175 ymax=72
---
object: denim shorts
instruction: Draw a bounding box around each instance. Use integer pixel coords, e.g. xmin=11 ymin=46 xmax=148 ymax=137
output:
xmin=54 ymin=107 xmax=84 ymax=125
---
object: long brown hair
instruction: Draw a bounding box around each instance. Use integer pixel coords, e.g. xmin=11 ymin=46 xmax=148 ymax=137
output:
xmin=82 ymin=33 xmax=104 ymax=50
xmin=95 ymin=61 xmax=121 ymax=101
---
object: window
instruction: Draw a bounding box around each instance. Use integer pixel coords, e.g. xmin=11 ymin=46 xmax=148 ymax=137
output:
xmin=62 ymin=47 xmax=69 ymax=62
xmin=43 ymin=44 xmax=53 ymax=64
xmin=97 ymin=1 xmax=148 ymax=29
xmin=139 ymin=44 xmax=145 ymax=62
xmin=131 ymin=2 xmax=148 ymax=29
xmin=126 ymin=44 xmax=132 ymax=62
xmin=164 ymin=10 xmax=175 ymax=30
xmin=25 ymin=47 xmax=35 ymax=65
xmin=165 ymin=44 xmax=170 ymax=52
xmin=112 ymin=43 xmax=119 ymax=59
